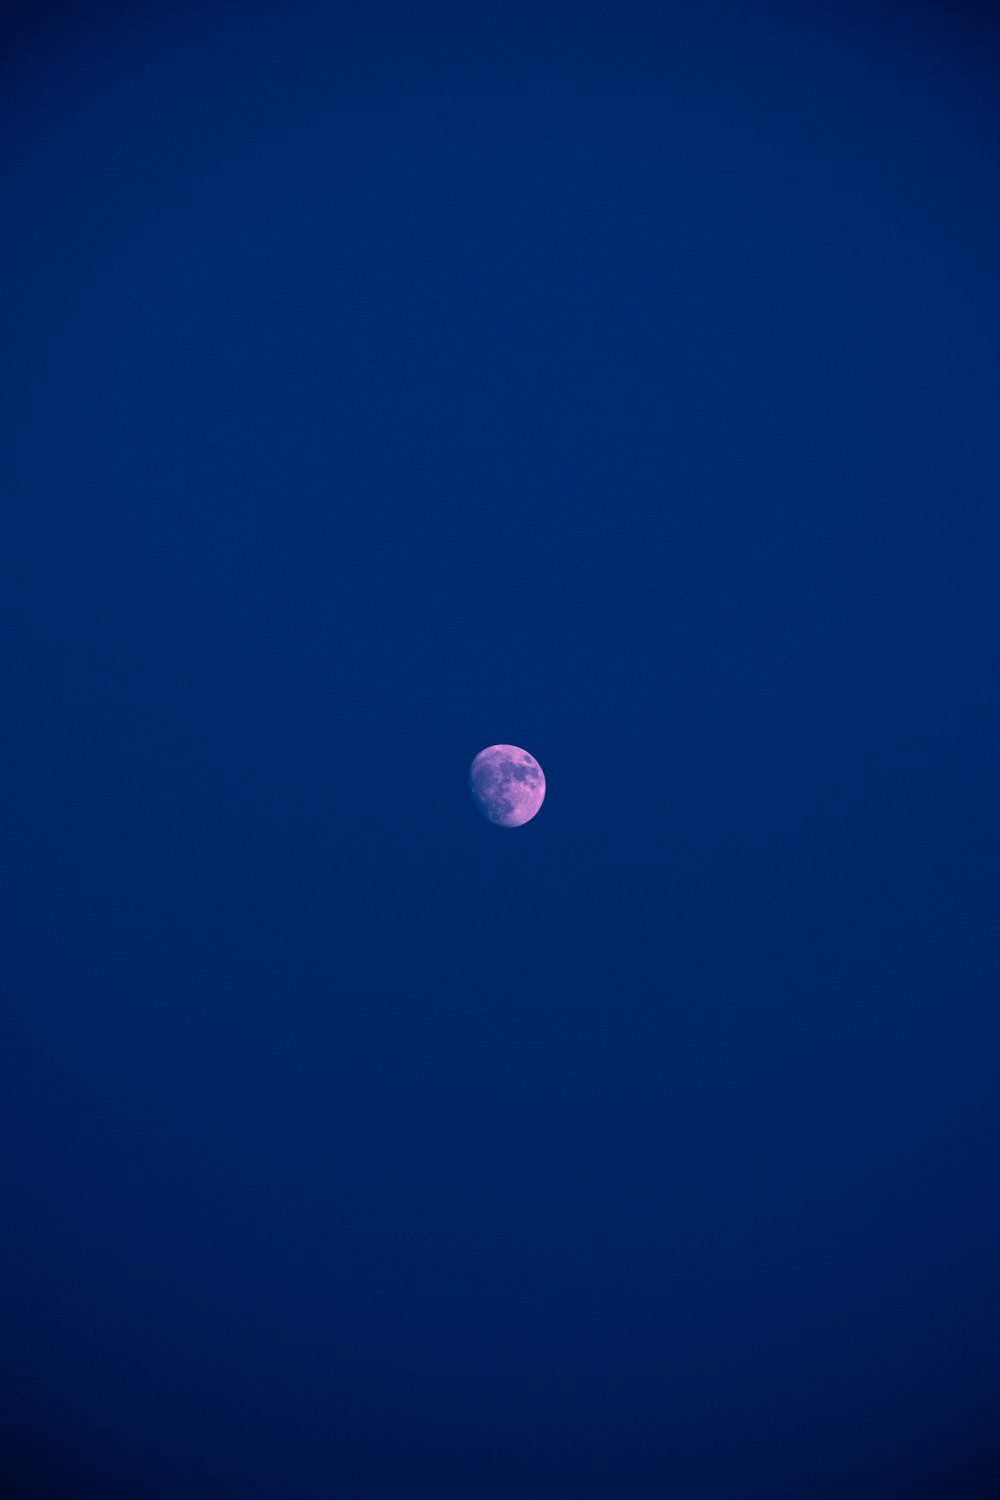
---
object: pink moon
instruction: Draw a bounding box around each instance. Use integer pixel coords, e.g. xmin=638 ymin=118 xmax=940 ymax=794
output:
xmin=469 ymin=745 xmax=546 ymax=828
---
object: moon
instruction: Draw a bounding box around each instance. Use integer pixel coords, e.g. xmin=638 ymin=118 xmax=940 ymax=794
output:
xmin=469 ymin=744 xmax=546 ymax=828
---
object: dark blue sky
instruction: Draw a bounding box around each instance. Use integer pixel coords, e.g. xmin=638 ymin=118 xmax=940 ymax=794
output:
xmin=3 ymin=3 xmax=1000 ymax=1495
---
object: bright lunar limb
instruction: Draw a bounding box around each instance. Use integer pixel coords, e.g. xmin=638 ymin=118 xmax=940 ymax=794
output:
xmin=469 ymin=744 xmax=546 ymax=828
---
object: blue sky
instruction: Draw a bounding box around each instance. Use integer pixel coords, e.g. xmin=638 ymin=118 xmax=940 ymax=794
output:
xmin=3 ymin=3 xmax=1000 ymax=1495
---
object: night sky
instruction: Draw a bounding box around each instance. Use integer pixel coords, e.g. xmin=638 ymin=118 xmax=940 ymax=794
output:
xmin=3 ymin=2 xmax=1000 ymax=1495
